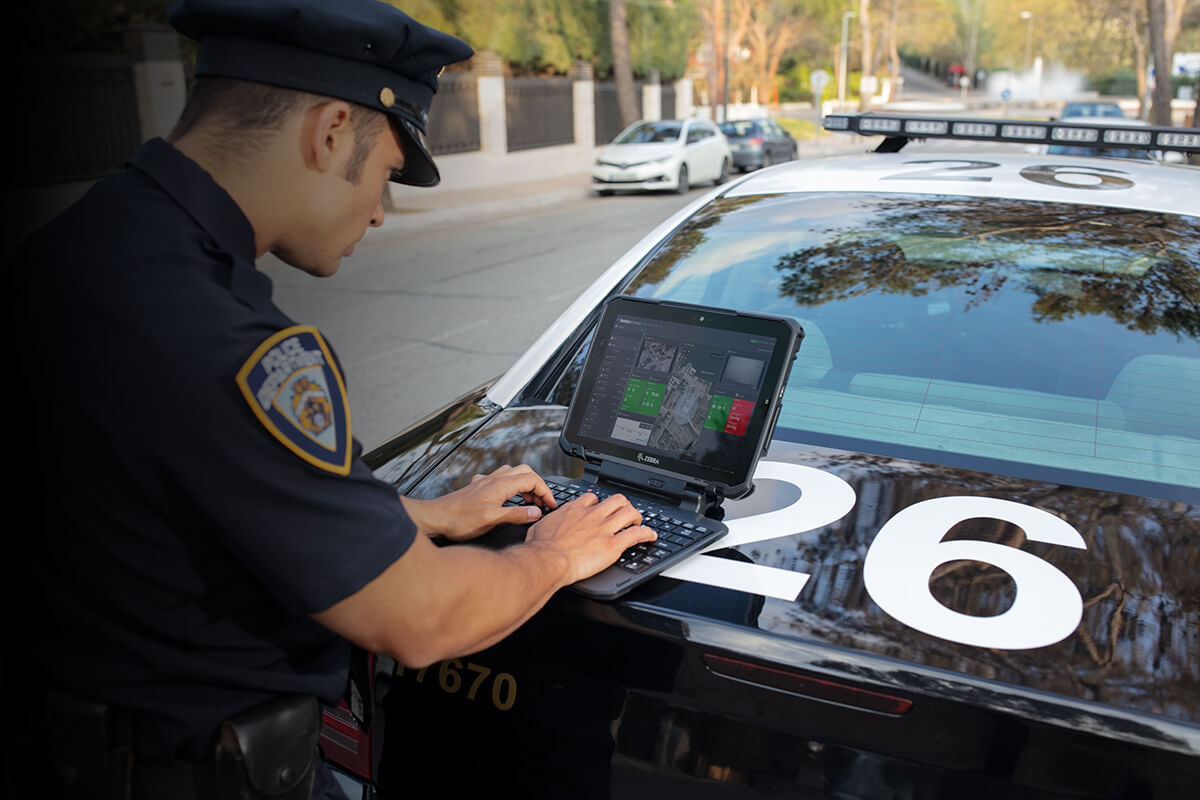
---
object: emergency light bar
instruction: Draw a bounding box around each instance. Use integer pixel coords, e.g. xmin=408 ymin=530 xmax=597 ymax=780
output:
xmin=823 ymin=113 xmax=1200 ymax=155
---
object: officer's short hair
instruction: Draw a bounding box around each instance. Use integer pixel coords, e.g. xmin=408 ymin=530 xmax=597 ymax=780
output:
xmin=168 ymin=77 xmax=389 ymax=185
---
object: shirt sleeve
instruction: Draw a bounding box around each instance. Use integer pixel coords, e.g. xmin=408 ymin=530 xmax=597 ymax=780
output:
xmin=155 ymin=322 xmax=419 ymax=617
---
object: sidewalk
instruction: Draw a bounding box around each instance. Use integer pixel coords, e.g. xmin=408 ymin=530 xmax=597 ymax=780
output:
xmin=383 ymin=171 xmax=594 ymax=232
xmin=380 ymin=132 xmax=868 ymax=232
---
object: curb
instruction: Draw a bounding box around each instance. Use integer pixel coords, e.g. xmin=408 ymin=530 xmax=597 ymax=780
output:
xmin=383 ymin=183 xmax=592 ymax=232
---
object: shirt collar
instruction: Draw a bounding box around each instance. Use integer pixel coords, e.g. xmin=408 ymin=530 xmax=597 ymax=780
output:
xmin=129 ymin=138 xmax=258 ymax=264
xmin=128 ymin=138 xmax=271 ymax=306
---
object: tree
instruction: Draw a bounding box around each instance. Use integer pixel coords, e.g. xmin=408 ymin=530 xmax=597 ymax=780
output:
xmin=743 ymin=0 xmax=813 ymax=105
xmin=1128 ymin=0 xmax=1151 ymax=117
xmin=858 ymin=0 xmax=874 ymax=108
xmin=1146 ymin=0 xmax=1194 ymax=124
xmin=700 ymin=0 xmax=752 ymax=116
xmin=609 ymin=0 xmax=638 ymax=127
xmin=1148 ymin=0 xmax=1173 ymax=123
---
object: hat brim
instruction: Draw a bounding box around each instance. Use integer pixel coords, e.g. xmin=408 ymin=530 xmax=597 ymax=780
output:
xmin=389 ymin=116 xmax=440 ymax=187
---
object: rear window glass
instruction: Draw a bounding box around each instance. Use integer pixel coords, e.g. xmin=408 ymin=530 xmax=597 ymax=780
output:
xmin=611 ymin=193 xmax=1200 ymax=492
xmin=719 ymin=121 xmax=761 ymax=137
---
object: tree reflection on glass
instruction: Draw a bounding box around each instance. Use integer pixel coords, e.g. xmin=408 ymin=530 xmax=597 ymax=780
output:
xmin=768 ymin=197 xmax=1200 ymax=339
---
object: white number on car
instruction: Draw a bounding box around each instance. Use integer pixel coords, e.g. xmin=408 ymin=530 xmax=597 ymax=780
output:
xmin=665 ymin=461 xmax=1089 ymax=650
xmin=862 ymin=497 xmax=1087 ymax=649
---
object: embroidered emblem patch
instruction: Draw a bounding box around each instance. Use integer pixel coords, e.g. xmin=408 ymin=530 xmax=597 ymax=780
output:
xmin=236 ymin=325 xmax=353 ymax=475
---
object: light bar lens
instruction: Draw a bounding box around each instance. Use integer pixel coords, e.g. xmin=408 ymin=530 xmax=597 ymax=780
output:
xmin=1157 ymin=131 xmax=1200 ymax=149
xmin=1051 ymin=126 xmax=1099 ymax=143
xmin=820 ymin=114 xmax=1198 ymax=153
xmin=952 ymin=122 xmax=997 ymax=137
xmin=905 ymin=119 xmax=948 ymax=135
xmin=860 ymin=117 xmax=902 ymax=133
xmin=1104 ymin=128 xmax=1153 ymax=146
xmin=1001 ymin=124 xmax=1047 ymax=140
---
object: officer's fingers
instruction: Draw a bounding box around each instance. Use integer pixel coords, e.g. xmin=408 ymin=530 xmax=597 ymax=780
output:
xmin=494 ymin=469 xmax=555 ymax=510
xmin=611 ymin=524 xmax=657 ymax=554
xmin=594 ymin=494 xmax=642 ymax=526
xmin=569 ymin=492 xmax=600 ymax=509
xmin=508 ymin=464 xmax=556 ymax=509
xmin=498 ymin=503 xmax=544 ymax=526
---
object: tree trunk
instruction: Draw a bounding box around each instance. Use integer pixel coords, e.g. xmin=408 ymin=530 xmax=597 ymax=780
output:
xmin=1147 ymin=0 xmax=1172 ymax=125
xmin=888 ymin=0 xmax=900 ymax=98
xmin=1129 ymin=1 xmax=1149 ymax=118
xmin=858 ymin=0 xmax=873 ymax=110
xmin=609 ymin=0 xmax=638 ymax=128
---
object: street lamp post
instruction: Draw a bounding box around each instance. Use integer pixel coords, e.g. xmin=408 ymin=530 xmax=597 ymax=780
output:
xmin=722 ymin=0 xmax=730 ymax=122
xmin=837 ymin=11 xmax=856 ymax=111
xmin=1019 ymin=10 xmax=1033 ymax=74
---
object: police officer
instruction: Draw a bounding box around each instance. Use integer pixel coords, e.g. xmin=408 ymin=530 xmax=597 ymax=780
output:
xmin=8 ymin=1 xmax=654 ymax=797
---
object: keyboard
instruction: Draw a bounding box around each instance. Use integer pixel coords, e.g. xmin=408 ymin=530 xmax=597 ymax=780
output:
xmin=503 ymin=479 xmax=719 ymax=575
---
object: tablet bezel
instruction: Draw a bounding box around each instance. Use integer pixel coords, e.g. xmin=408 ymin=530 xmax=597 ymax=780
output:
xmin=559 ymin=296 xmax=803 ymax=500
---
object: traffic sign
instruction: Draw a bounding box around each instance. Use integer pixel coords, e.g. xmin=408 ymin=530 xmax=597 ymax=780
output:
xmin=810 ymin=69 xmax=830 ymax=101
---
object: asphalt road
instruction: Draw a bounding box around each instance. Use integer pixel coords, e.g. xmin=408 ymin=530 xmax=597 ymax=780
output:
xmin=259 ymin=187 xmax=701 ymax=450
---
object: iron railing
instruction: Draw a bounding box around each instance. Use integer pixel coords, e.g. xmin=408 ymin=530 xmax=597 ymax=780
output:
xmin=427 ymin=73 xmax=480 ymax=156
xmin=505 ymin=77 xmax=574 ymax=152
xmin=594 ymin=81 xmax=645 ymax=144
xmin=18 ymin=55 xmax=141 ymax=185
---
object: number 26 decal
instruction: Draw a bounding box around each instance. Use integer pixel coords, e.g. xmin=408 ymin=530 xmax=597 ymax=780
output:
xmin=880 ymin=159 xmax=1134 ymax=191
xmin=663 ymin=461 xmax=1087 ymax=650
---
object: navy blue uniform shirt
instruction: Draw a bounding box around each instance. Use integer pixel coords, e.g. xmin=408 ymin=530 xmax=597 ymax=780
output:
xmin=11 ymin=138 xmax=417 ymax=762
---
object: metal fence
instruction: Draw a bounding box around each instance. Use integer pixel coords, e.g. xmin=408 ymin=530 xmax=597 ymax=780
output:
xmin=18 ymin=55 xmax=141 ymax=186
xmin=505 ymin=78 xmax=574 ymax=152
xmin=594 ymin=82 xmax=645 ymax=144
xmin=427 ymin=73 xmax=480 ymax=156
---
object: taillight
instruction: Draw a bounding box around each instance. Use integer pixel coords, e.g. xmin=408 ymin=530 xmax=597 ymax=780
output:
xmin=748 ymin=137 xmax=764 ymax=146
xmin=704 ymin=654 xmax=913 ymax=715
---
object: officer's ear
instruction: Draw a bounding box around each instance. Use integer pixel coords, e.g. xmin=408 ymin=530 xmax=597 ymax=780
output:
xmin=302 ymin=100 xmax=354 ymax=177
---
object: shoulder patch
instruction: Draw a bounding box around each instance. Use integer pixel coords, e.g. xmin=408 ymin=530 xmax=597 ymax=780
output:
xmin=236 ymin=325 xmax=353 ymax=475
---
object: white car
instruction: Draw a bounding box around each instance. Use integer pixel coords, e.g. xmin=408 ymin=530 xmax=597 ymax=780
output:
xmin=592 ymin=118 xmax=732 ymax=195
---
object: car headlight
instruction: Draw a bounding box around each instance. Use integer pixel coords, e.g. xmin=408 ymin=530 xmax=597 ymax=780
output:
xmin=650 ymin=155 xmax=674 ymax=163
xmin=594 ymin=157 xmax=606 ymax=167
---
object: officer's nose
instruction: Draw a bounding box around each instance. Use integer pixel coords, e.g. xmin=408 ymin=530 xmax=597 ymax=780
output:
xmin=369 ymin=196 xmax=385 ymax=228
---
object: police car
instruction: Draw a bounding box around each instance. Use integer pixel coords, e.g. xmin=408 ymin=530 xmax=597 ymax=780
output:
xmin=327 ymin=115 xmax=1200 ymax=798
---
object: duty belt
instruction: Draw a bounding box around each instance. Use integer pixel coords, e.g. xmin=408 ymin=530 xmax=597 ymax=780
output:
xmin=44 ymin=691 xmax=322 ymax=800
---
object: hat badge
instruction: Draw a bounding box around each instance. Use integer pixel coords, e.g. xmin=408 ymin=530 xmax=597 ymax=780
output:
xmin=379 ymin=87 xmax=396 ymax=108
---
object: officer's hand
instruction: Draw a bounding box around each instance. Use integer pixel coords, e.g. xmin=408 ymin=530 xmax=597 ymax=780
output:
xmin=524 ymin=493 xmax=656 ymax=585
xmin=402 ymin=464 xmax=558 ymax=542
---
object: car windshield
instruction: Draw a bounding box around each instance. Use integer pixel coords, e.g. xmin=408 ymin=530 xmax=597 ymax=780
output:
xmin=614 ymin=122 xmax=682 ymax=144
xmin=583 ymin=193 xmax=1199 ymax=493
xmin=1062 ymin=103 xmax=1125 ymax=118
xmin=719 ymin=121 xmax=761 ymax=138
xmin=1046 ymin=144 xmax=1153 ymax=160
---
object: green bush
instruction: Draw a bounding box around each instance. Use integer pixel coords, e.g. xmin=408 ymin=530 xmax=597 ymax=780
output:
xmin=1086 ymin=66 xmax=1137 ymax=96
xmin=777 ymin=61 xmax=839 ymax=104
xmin=1087 ymin=65 xmax=1199 ymax=98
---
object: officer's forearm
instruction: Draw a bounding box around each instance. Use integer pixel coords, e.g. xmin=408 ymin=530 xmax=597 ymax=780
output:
xmin=312 ymin=532 xmax=571 ymax=669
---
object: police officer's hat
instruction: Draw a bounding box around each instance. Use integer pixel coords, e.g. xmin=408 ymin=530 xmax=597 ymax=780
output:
xmin=168 ymin=0 xmax=474 ymax=187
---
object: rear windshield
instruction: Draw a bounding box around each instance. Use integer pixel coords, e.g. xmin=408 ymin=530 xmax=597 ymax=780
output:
xmin=609 ymin=193 xmax=1200 ymax=493
xmin=614 ymin=122 xmax=682 ymax=144
xmin=719 ymin=121 xmax=761 ymax=137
